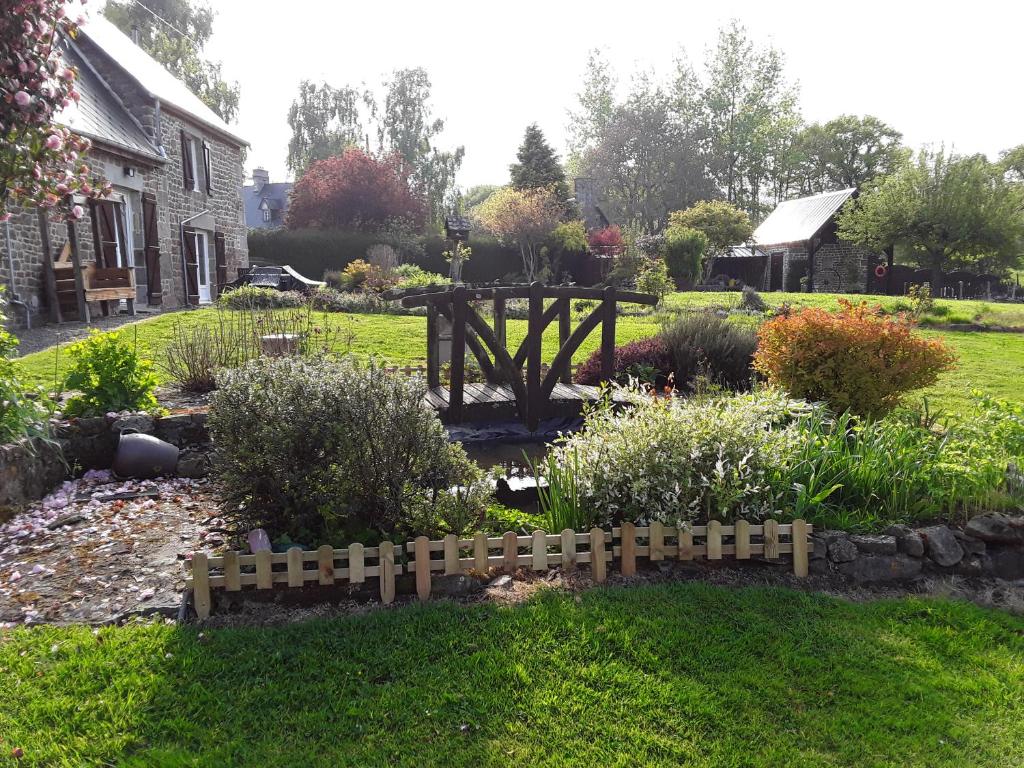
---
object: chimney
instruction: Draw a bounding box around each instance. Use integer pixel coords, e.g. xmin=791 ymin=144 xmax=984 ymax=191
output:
xmin=251 ymin=167 xmax=270 ymax=192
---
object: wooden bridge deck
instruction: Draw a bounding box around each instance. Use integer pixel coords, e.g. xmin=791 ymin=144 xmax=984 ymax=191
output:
xmin=425 ymin=381 xmax=614 ymax=425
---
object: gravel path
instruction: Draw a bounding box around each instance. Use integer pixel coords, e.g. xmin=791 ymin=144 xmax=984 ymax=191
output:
xmin=10 ymin=307 xmax=173 ymax=356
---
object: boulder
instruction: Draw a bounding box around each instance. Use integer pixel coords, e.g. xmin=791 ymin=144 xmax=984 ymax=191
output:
xmin=953 ymin=529 xmax=986 ymax=556
xmin=920 ymin=526 xmax=963 ymax=567
xmin=838 ymin=554 xmax=922 ymax=583
xmin=176 ymin=452 xmax=211 ymax=479
xmin=111 ymin=413 xmax=155 ymax=435
xmin=827 ymin=535 xmax=858 ymax=563
xmin=849 ymin=534 xmax=897 ymax=555
xmin=963 ymin=514 xmax=1024 ymax=545
xmin=884 ymin=524 xmax=925 ymax=557
xmin=988 ymin=549 xmax=1024 ymax=581
xmin=432 ymin=574 xmax=483 ymax=598
xmin=809 ymin=534 xmax=828 ymax=560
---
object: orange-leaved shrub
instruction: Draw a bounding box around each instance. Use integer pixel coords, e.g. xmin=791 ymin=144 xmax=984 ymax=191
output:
xmin=753 ymin=300 xmax=956 ymax=417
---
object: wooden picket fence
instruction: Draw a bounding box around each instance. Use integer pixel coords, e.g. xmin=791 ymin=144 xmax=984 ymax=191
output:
xmin=186 ymin=520 xmax=811 ymax=619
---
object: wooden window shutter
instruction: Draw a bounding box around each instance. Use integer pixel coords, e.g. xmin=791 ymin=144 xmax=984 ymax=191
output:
xmin=142 ymin=192 xmax=162 ymax=305
xmin=180 ymin=130 xmax=194 ymax=190
xmin=202 ymin=140 xmax=213 ymax=195
xmin=182 ymin=226 xmax=200 ymax=306
xmin=90 ymin=200 xmax=120 ymax=268
xmin=213 ymin=232 xmax=227 ymax=295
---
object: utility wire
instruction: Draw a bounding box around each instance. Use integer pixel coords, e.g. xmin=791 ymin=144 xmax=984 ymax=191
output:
xmin=123 ymin=0 xmax=203 ymax=49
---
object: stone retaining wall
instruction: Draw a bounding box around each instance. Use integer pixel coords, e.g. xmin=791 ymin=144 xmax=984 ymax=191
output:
xmin=0 ymin=411 xmax=211 ymax=515
xmin=811 ymin=519 xmax=1024 ymax=581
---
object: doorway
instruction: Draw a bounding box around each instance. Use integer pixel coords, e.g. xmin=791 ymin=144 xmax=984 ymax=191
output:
xmin=769 ymin=252 xmax=784 ymax=291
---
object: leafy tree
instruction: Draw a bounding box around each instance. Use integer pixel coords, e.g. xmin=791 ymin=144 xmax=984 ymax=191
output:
xmin=1 ymin=0 xmax=110 ymax=221
xmin=697 ymin=20 xmax=800 ymax=218
xmin=578 ymin=79 xmax=713 ymax=234
xmin=668 ymin=200 xmax=753 ymax=256
xmin=510 ymin=123 xmax=570 ymax=202
xmin=286 ymin=149 xmax=424 ymax=231
xmin=550 ymin=220 xmax=588 ymax=253
xmin=1001 ymin=144 xmax=1024 ymax=183
xmin=286 ymin=81 xmax=371 ymax=176
xmin=566 ymin=49 xmax=616 ymax=173
xmin=460 ymin=184 xmax=499 ymax=211
xmin=104 ymin=0 xmax=239 ymax=122
xmin=474 ymin=186 xmax=563 ymax=281
xmin=837 ymin=148 xmax=1024 ymax=292
xmin=794 ymin=115 xmax=906 ymax=193
xmin=378 ymin=68 xmax=464 ymax=229
xmin=663 ymin=226 xmax=709 ymax=287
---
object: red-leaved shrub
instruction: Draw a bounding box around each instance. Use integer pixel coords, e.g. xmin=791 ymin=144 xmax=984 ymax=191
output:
xmin=753 ymin=300 xmax=956 ymax=417
xmin=587 ymin=225 xmax=624 ymax=249
xmin=576 ymin=337 xmax=674 ymax=387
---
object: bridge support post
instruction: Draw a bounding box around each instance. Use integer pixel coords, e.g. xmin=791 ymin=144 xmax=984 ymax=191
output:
xmin=426 ymin=303 xmax=440 ymax=388
xmin=601 ymin=285 xmax=616 ymax=381
xmin=558 ymin=298 xmax=572 ymax=384
xmin=527 ymin=282 xmax=544 ymax=431
xmin=449 ymin=286 xmax=466 ymax=423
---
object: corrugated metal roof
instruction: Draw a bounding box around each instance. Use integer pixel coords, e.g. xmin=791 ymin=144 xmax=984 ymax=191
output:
xmin=753 ymin=188 xmax=856 ymax=245
xmin=718 ymin=245 xmax=769 ymax=259
xmin=79 ymin=16 xmax=247 ymax=147
xmin=57 ymin=44 xmax=162 ymax=162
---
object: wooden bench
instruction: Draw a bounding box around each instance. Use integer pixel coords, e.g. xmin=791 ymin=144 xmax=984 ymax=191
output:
xmin=53 ymin=247 xmax=136 ymax=320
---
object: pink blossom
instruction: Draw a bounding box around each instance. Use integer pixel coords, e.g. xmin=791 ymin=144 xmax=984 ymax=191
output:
xmin=59 ymin=67 xmax=74 ymax=81
xmin=71 ymin=205 xmax=84 ymax=219
xmin=19 ymin=61 xmax=29 ymax=74
xmin=14 ymin=91 xmax=31 ymax=107
xmin=0 ymin=213 xmax=11 ymax=223
xmin=45 ymin=134 xmax=62 ymax=150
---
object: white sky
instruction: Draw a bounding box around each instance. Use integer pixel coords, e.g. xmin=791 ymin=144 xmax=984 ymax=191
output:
xmin=193 ymin=0 xmax=1021 ymax=188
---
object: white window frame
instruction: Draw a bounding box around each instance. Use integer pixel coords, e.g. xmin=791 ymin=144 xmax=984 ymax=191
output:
xmin=191 ymin=230 xmax=212 ymax=303
xmin=262 ymin=209 xmax=271 ymax=222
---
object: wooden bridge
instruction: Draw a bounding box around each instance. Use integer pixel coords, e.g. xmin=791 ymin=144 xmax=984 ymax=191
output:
xmin=396 ymin=283 xmax=658 ymax=430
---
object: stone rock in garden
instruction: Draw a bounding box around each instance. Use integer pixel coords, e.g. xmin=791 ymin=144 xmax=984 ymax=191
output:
xmin=955 ymin=556 xmax=985 ymax=576
xmin=176 ymin=453 xmax=211 ymax=479
xmin=838 ymin=554 xmax=922 ymax=583
xmin=953 ymin=529 xmax=986 ymax=556
xmin=920 ymin=526 xmax=963 ymax=567
xmin=849 ymin=534 xmax=897 ymax=555
xmin=963 ymin=514 xmax=1024 ymax=545
xmin=883 ymin=524 xmax=925 ymax=557
xmin=432 ymin=574 xmax=483 ymax=598
xmin=487 ymin=574 xmax=513 ymax=588
xmin=827 ymin=535 xmax=858 ymax=563
xmin=73 ymin=416 xmax=108 ymax=436
xmin=809 ymin=534 xmax=828 ymax=560
xmin=111 ymin=413 xmax=155 ymax=435
xmin=808 ymin=558 xmax=829 ymax=576
xmin=46 ymin=512 xmax=86 ymax=530
xmin=988 ymin=549 xmax=1024 ymax=580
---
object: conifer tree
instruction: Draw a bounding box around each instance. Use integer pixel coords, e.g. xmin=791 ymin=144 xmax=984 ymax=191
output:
xmin=510 ymin=123 xmax=570 ymax=203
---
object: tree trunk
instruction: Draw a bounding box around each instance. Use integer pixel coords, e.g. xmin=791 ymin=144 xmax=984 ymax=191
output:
xmin=929 ymin=253 xmax=944 ymax=296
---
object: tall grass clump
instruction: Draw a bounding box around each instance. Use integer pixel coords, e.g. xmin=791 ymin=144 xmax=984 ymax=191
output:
xmin=528 ymin=448 xmax=589 ymax=532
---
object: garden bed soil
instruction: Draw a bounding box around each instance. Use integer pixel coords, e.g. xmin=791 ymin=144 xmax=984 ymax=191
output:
xmin=0 ymin=472 xmax=224 ymax=626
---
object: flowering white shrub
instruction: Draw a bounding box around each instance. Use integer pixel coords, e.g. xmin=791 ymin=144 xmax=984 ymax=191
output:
xmin=551 ymin=387 xmax=810 ymax=526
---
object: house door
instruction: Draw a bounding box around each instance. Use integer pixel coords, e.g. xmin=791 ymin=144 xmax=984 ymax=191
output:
xmin=195 ymin=231 xmax=211 ymax=303
xmin=770 ymin=252 xmax=784 ymax=291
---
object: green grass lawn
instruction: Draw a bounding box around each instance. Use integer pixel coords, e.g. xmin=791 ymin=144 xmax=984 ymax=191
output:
xmin=13 ymin=292 xmax=1024 ymax=415
xmin=1 ymin=583 xmax=1021 ymax=767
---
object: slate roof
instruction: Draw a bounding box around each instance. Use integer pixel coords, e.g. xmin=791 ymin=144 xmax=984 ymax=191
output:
xmin=243 ymin=181 xmax=293 ymax=228
xmin=57 ymin=43 xmax=162 ymax=162
xmin=753 ymin=188 xmax=857 ymax=245
xmin=78 ymin=16 xmax=247 ymax=147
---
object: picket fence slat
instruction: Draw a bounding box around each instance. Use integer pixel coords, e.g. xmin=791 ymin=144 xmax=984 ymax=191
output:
xmin=188 ymin=521 xmax=812 ymax=619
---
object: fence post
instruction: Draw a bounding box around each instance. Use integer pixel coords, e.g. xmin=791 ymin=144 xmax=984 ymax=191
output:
xmin=735 ymin=520 xmax=751 ymax=560
xmin=415 ymin=536 xmax=431 ymax=601
xmin=678 ymin=530 xmax=694 ymax=561
xmin=443 ymin=534 xmax=460 ymax=575
xmin=763 ymin=520 xmax=780 ymax=560
xmin=379 ymin=541 xmax=395 ymax=604
xmin=620 ymin=522 xmax=636 ymax=576
xmin=590 ymin=528 xmax=606 ymax=583
xmin=223 ymin=551 xmax=241 ymax=592
xmin=192 ymin=553 xmax=210 ymax=620
xmin=349 ymin=543 xmax=365 ymax=584
xmin=473 ymin=532 xmax=488 ymax=573
xmin=707 ymin=520 xmax=722 ymax=560
xmin=792 ymin=519 xmax=809 ymax=577
xmin=287 ymin=546 xmax=303 ymax=587
xmin=531 ymin=530 xmax=547 ymax=570
xmin=502 ymin=531 xmax=519 ymax=572
xmin=255 ymin=549 xmax=272 ymax=589
xmin=561 ymin=529 xmax=577 ymax=570
xmin=649 ymin=521 xmax=664 ymax=561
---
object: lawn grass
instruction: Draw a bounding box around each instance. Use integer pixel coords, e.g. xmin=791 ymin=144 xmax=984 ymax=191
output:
xmin=13 ymin=292 xmax=1024 ymax=415
xmin=1 ymin=582 xmax=1022 ymax=767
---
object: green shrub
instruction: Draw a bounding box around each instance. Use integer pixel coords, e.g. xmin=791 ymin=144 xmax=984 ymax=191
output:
xmin=62 ymin=330 xmax=159 ymax=417
xmin=0 ymin=288 xmax=53 ymax=444
xmin=663 ymin=226 xmax=708 ymax=287
xmin=528 ymin=448 xmax=591 ymax=532
xmin=660 ymin=313 xmax=758 ymax=391
xmin=754 ymin=301 xmax=956 ymax=417
xmin=550 ymin=388 xmax=806 ymax=526
xmin=636 ymin=258 xmax=673 ymax=304
xmin=208 ymin=356 xmax=484 ymax=542
xmin=218 ymin=286 xmax=305 ymax=310
xmin=393 ymin=263 xmax=448 ymax=289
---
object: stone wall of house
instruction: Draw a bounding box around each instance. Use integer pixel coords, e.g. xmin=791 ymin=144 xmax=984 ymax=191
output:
xmin=759 ymin=240 xmax=879 ymax=294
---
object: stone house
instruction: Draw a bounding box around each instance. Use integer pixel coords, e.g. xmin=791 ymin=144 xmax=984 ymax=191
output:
xmin=243 ymin=168 xmax=292 ymax=230
xmin=1 ymin=16 xmax=248 ymax=327
xmin=710 ymin=188 xmax=884 ymax=293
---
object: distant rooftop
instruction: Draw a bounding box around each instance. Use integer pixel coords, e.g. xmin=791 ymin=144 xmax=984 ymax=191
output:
xmin=753 ymin=188 xmax=856 ymax=245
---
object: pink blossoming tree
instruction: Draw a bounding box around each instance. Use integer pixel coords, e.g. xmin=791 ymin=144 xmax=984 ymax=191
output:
xmin=1 ymin=0 xmax=110 ymax=221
